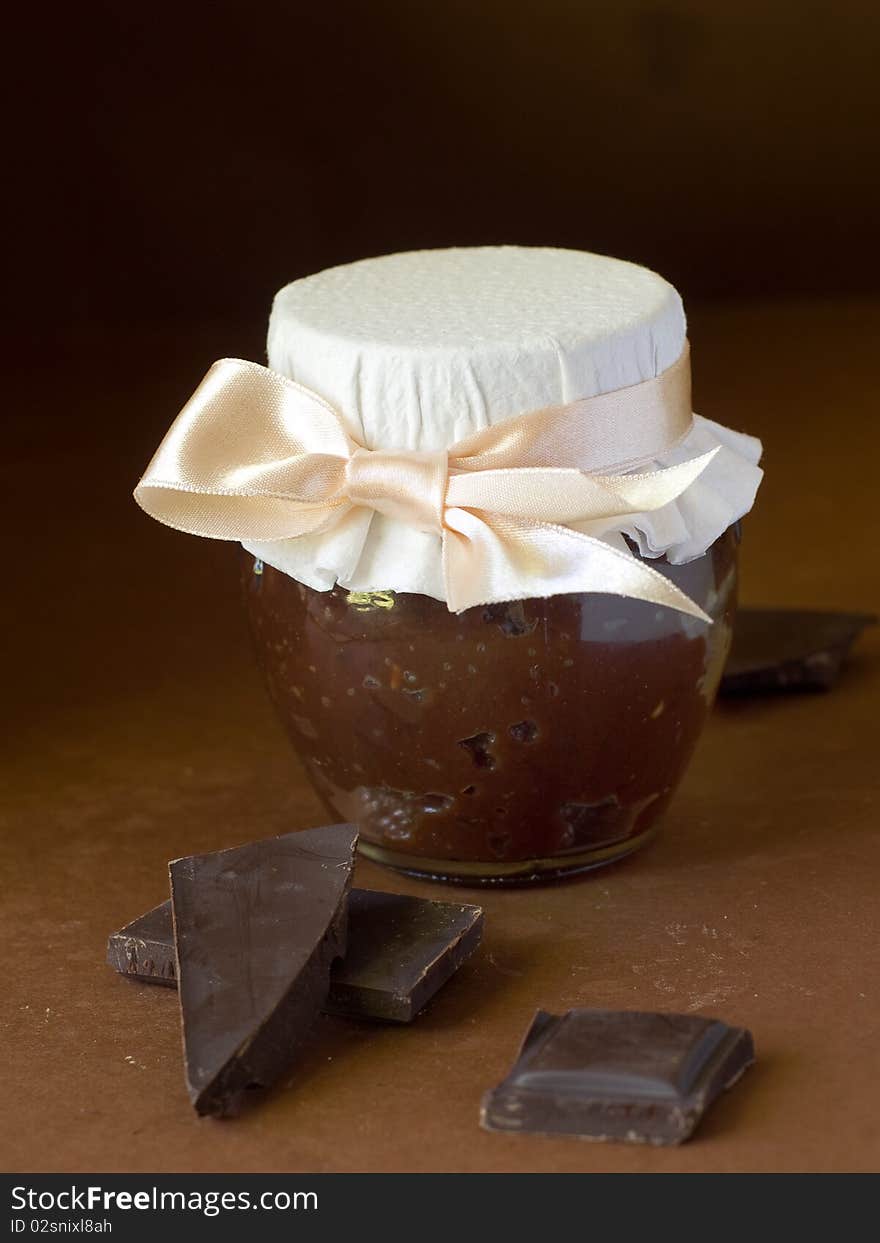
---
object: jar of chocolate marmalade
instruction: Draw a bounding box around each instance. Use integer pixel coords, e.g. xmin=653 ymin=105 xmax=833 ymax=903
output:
xmin=243 ymin=531 xmax=738 ymax=882
xmin=135 ymin=246 xmax=763 ymax=883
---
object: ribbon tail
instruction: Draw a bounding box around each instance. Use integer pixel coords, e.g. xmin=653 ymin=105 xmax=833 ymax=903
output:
xmin=442 ymin=508 xmax=712 ymax=622
xmin=591 ymin=447 xmax=720 ymax=513
xmin=446 ymin=448 xmax=722 ymax=525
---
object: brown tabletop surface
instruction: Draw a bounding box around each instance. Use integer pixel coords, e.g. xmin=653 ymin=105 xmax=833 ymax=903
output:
xmin=3 ymin=300 xmax=879 ymax=1174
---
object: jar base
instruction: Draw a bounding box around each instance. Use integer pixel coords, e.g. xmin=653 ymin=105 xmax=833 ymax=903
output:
xmin=357 ymin=823 xmax=660 ymax=887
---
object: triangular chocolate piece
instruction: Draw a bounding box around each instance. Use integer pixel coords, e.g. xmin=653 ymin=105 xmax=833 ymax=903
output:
xmin=169 ymin=823 xmax=357 ymax=1116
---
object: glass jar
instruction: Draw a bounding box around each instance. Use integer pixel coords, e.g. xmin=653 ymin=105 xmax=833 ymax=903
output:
xmin=243 ymin=529 xmax=737 ymax=883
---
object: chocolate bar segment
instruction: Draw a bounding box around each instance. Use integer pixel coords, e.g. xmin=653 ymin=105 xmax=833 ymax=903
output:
xmin=325 ymin=891 xmax=483 ymax=1021
xmin=108 ymin=890 xmax=483 ymax=1022
xmin=481 ymin=1009 xmax=754 ymax=1145
xmin=170 ymin=823 xmax=356 ymax=1117
xmin=721 ymin=607 xmax=876 ymax=694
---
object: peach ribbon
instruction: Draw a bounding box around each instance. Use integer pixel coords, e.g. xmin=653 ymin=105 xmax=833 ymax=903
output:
xmin=134 ymin=344 xmax=718 ymax=619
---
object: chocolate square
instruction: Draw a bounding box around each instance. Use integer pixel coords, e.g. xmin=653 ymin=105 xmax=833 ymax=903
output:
xmin=482 ymin=1009 xmax=754 ymax=1145
xmin=108 ymin=890 xmax=482 ymax=1022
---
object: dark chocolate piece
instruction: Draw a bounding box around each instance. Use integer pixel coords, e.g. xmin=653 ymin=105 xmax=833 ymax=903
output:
xmin=325 ymin=890 xmax=483 ymax=1021
xmin=106 ymin=901 xmax=179 ymax=987
xmin=481 ymin=1009 xmax=754 ymax=1145
xmin=721 ymin=607 xmax=876 ymax=695
xmin=170 ymin=823 xmax=357 ymax=1117
xmin=108 ymin=890 xmax=483 ymax=1022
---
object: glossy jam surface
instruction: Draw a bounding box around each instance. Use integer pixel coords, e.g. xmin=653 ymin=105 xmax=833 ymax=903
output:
xmin=243 ymin=532 xmax=737 ymax=882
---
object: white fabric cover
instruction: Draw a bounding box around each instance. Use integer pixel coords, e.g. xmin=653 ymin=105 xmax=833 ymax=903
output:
xmin=244 ymin=246 xmax=762 ymax=599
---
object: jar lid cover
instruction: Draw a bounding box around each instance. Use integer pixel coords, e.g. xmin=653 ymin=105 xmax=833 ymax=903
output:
xmin=246 ymin=247 xmax=761 ymax=602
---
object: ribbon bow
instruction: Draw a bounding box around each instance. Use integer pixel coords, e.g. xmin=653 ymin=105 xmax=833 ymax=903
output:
xmin=134 ymin=347 xmax=717 ymax=620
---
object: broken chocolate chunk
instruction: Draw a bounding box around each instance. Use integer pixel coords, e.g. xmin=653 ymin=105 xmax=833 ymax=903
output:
xmin=170 ymin=823 xmax=356 ymax=1117
xmin=720 ymin=607 xmax=876 ymax=695
xmin=108 ymin=890 xmax=483 ymax=1023
xmin=481 ymin=1009 xmax=754 ymax=1145
xmin=107 ymin=901 xmax=178 ymax=987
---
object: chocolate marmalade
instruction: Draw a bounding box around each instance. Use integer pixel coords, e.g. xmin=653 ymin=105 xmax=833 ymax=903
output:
xmin=243 ymin=530 xmax=737 ymax=882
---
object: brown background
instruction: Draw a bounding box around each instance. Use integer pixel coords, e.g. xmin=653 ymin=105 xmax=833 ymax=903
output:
xmin=4 ymin=1 xmax=880 ymax=1174
xmin=13 ymin=0 xmax=880 ymax=350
